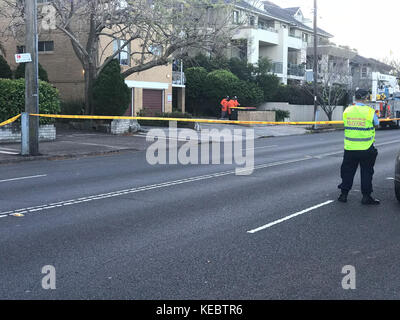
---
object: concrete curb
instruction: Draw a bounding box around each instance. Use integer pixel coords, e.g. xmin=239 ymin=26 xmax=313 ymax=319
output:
xmin=0 ymin=148 xmax=140 ymax=165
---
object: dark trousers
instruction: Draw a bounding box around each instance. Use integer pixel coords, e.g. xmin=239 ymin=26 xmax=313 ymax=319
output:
xmin=338 ymin=145 xmax=378 ymax=195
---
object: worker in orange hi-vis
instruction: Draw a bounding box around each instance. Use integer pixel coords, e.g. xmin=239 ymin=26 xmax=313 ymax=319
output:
xmin=227 ymin=97 xmax=237 ymax=120
xmin=230 ymin=96 xmax=241 ymax=120
xmin=220 ymin=96 xmax=230 ymax=119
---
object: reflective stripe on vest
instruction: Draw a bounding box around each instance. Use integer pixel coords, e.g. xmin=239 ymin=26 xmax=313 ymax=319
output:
xmin=345 ymin=137 xmax=374 ymax=142
xmin=343 ymin=105 xmax=375 ymax=151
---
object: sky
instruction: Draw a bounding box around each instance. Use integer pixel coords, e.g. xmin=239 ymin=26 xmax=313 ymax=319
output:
xmin=269 ymin=0 xmax=400 ymax=61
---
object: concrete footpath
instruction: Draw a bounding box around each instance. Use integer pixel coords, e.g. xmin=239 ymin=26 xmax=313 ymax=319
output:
xmin=0 ymin=123 xmax=310 ymax=164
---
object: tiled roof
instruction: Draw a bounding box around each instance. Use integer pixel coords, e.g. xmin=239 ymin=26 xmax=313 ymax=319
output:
xmin=284 ymin=7 xmax=301 ymax=15
xmin=351 ymin=55 xmax=392 ymax=71
xmin=233 ymin=0 xmax=333 ymax=38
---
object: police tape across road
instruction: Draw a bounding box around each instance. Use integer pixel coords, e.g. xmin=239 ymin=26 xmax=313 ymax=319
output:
xmin=0 ymin=114 xmax=21 ymax=128
xmin=0 ymin=113 xmax=400 ymax=127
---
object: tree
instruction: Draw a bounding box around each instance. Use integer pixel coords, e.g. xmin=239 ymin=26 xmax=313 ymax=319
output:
xmin=14 ymin=62 xmax=49 ymax=82
xmin=304 ymin=56 xmax=352 ymax=121
xmin=1 ymin=0 xmax=237 ymax=115
xmin=92 ymin=59 xmax=130 ymax=116
xmin=184 ymin=66 xmax=208 ymax=115
xmin=382 ymin=57 xmax=400 ymax=78
xmin=0 ymin=55 xmax=12 ymax=79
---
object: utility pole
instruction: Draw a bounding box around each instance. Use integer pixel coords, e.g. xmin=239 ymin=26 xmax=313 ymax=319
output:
xmin=313 ymin=0 xmax=319 ymax=129
xmin=22 ymin=0 xmax=39 ymax=156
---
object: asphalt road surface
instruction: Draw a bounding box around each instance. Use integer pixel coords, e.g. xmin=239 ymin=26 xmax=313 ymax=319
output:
xmin=1 ymin=129 xmax=400 ymax=299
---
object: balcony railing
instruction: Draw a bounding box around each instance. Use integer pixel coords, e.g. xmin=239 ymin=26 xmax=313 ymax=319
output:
xmin=287 ymin=63 xmax=306 ymax=77
xmin=270 ymin=62 xmax=283 ymax=74
xmin=172 ymin=71 xmax=186 ymax=86
xmin=257 ymin=25 xmax=278 ymax=33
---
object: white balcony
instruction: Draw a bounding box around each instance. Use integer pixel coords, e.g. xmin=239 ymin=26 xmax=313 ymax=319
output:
xmin=288 ymin=36 xmax=304 ymax=50
xmin=233 ymin=27 xmax=279 ymax=45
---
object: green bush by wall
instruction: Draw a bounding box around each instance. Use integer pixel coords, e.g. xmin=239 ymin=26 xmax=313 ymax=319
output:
xmin=14 ymin=63 xmax=50 ymax=82
xmin=0 ymin=78 xmax=60 ymax=124
xmin=93 ymin=59 xmax=130 ymax=116
xmin=0 ymin=55 xmax=12 ymax=79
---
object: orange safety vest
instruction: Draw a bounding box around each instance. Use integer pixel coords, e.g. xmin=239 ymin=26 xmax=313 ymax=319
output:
xmin=227 ymin=100 xmax=237 ymax=114
xmin=220 ymin=99 xmax=229 ymax=112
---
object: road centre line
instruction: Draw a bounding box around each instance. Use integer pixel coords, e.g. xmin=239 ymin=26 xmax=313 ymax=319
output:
xmin=247 ymin=200 xmax=335 ymax=234
xmin=0 ymin=174 xmax=47 ymax=183
xmin=2 ymin=137 xmax=400 ymax=218
xmin=1 ymin=157 xmax=314 ymax=217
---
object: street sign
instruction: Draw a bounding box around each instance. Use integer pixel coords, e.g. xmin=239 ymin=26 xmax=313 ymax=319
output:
xmin=15 ymin=53 xmax=32 ymax=63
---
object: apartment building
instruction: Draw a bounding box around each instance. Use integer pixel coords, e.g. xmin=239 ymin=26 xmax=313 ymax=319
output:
xmin=350 ymin=55 xmax=393 ymax=92
xmin=228 ymin=0 xmax=333 ymax=84
xmin=306 ymin=44 xmax=356 ymax=86
xmin=0 ymin=2 xmax=186 ymax=116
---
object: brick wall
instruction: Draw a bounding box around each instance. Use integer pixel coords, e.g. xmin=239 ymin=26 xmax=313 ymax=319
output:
xmin=0 ymin=124 xmax=56 ymax=142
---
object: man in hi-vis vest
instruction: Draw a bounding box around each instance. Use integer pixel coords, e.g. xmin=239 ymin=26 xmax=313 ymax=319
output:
xmin=338 ymin=90 xmax=380 ymax=205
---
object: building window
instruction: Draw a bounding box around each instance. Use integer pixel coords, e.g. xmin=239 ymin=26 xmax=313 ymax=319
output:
xmin=289 ymin=28 xmax=296 ymax=37
xmin=302 ymin=33 xmax=309 ymax=42
xmin=17 ymin=45 xmax=25 ymax=54
xmin=38 ymin=41 xmax=54 ymax=52
xmin=249 ymin=16 xmax=255 ymax=26
xmin=113 ymin=39 xmax=131 ymax=66
xmin=232 ymin=10 xmax=239 ymax=24
xmin=361 ymin=66 xmax=368 ymax=79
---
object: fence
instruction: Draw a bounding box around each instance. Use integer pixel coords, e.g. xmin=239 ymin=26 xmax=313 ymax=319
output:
xmin=258 ymin=102 xmax=344 ymax=122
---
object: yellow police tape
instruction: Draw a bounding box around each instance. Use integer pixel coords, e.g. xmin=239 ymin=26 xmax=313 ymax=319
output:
xmin=30 ymin=113 xmax=345 ymax=125
xmin=0 ymin=114 xmax=21 ymax=127
xmin=1 ymin=113 xmax=400 ymax=127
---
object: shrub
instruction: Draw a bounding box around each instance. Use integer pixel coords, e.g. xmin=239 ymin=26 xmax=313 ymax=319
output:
xmin=0 ymin=55 xmax=12 ymax=79
xmin=275 ymin=109 xmax=290 ymax=122
xmin=232 ymin=80 xmax=264 ymax=108
xmin=256 ymin=74 xmax=280 ymax=102
xmin=14 ymin=63 xmax=49 ymax=82
xmin=185 ymin=67 xmax=208 ymax=115
xmin=228 ymin=57 xmax=254 ymax=82
xmin=60 ymin=100 xmax=85 ymax=115
xmin=0 ymin=78 xmax=60 ymax=124
xmin=93 ymin=59 xmax=130 ymax=116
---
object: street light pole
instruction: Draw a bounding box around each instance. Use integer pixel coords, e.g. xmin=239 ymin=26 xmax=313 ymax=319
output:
xmin=313 ymin=0 xmax=318 ymax=129
xmin=22 ymin=0 xmax=39 ymax=156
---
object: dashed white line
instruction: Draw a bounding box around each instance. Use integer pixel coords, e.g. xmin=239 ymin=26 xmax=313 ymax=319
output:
xmin=247 ymin=200 xmax=335 ymax=234
xmin=0 ymin=157 xmax=312 ymax=218
xmin=0 ymin=174 xmax=47 ymax=183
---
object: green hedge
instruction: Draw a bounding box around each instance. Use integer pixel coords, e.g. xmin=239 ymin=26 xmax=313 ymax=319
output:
xmin=0 ymin=78 xmax=60 ymax=124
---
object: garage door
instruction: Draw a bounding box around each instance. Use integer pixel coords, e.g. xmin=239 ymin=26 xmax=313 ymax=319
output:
xmin=143 ymin=89 xmax=163 ymax=116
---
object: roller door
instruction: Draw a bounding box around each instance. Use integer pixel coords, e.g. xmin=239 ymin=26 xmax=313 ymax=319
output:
xmin=142 ymin=89 xmax=163 ymax=116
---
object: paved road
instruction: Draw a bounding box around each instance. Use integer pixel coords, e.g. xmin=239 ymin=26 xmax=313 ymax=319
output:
xmin=1 ymin=129 xmax=400 ymax=299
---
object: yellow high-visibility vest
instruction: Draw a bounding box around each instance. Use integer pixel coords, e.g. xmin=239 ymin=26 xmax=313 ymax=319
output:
xmin=343 ymin=104 xmax=376 ymax=151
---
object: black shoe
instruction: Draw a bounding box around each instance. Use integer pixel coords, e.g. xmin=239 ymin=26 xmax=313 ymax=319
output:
xmin=338 ymin=193 xmax=348 ymax=203
xmin=361 ymin=195 xmax=380 ymax=205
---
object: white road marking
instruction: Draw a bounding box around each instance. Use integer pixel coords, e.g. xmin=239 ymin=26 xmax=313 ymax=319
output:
xmin=0 ymin=147 xmax=19 ymax=151
xmin=0 ymin=174 xmax=47 ymax=183
xmin=2 ymin=137 xmax=398 ymax=219
xmin=247 ymin=200 xmax=335 ymax=234
xmin=1 ymin=157 xmax=313 ymax=218
xmin=387 ymin=177 xmax=395 ymax=180
xmin=246 ymin=145 xmax=278 ymax=151
xmin=0 ymin=150 xmax=19 ymax=155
